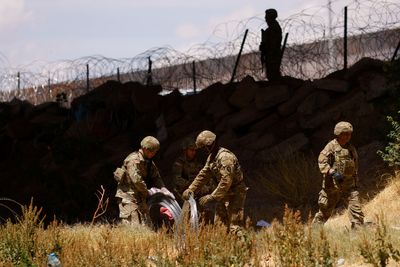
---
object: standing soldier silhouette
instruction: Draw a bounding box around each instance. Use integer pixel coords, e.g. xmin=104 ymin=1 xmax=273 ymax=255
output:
xmin=259 ymin=8 xmax=282 ymax=82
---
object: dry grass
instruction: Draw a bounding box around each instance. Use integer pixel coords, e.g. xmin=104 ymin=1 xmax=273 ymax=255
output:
xmin=1 ymin=170 xmax=400 ymax=266
xmin=252 ymin=151 xmax=321 ymax=216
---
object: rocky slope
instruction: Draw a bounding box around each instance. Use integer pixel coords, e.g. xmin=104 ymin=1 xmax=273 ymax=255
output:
xmin=0 ymin=57 xmax=397 ymax=223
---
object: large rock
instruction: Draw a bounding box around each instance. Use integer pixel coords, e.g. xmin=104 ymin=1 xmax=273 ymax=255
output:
xmin=255 ymin=84 xmax=291 ymax=110
xmin=228 ymin=75 xmax=259 ymax=108
xmin=277 ymin=81 xmax=315 ymax=116
xmin=297 ymin=91 xmax=331 ymax=115
xmin=130 ymin=84 xmax=162 ymax=113
xmin=358 ymin=71 xmax=389 ymax=100
xmin=256 ymin=133 xmax=309 ymax=161
xmin=344 ymin=57 xmax=384 ymax=81
xmin=206 ymin=94 xmax=234 ymax=123
xmin=313 ymin=78 xmax=349 ymax=92
xmin=222 ymin=106 xmax=269 ymax=130
xmin=299 ymin=92 xmax=365 ymax=129
xmin=246 ymin=132 xmax=276 ymax=151
xmin=249 ymin=113 xmax=280 ymax=133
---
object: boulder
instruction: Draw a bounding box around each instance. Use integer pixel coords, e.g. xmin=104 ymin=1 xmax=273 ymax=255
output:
xmin=277 ymin=81 xmax=315 ymax=116
xmin=358 ymin=71 xmax=389 ymax=100
xmin=255 ymin=84 xmax=291 ymax=110
xmin=228 ymin=75 xmax=259 ymax=108
xmin=313 ymin=78 xmax=349 ymax=92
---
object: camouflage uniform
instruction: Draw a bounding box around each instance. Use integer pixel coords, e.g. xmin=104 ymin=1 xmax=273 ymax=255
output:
xmin=172 ymin=155 xmax=208 ymax=197
xmin=313 ymin=123 xmax=364 ymax=226
xmin=188 ymin=147 xmax=247 ymax=232
xmin=115 ymin=137 xmax=165 ymax=226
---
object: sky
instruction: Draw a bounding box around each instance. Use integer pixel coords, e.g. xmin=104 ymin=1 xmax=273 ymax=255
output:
xmin=1 ymin=0 xmax=342 ymax=68
xmin=1 ymin=0 xmax=399 ymax=68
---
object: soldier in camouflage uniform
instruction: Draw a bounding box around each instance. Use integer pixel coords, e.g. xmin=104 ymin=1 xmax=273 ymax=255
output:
xmin=182 ymin=130 xmax=248 ymax=233
xmin=114 ymin=136 xmax=169 ymax=226
xmin=171 ymin=137 xmax=214 ymax=205
xmin=313 ymin=122 xmax=364 ymax=228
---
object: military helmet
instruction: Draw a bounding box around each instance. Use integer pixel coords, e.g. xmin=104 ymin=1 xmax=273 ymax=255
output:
xmin=196 ymin=130 xmax=216 ymax=148
xmin=181 ymin=137 xmax=196 ymax=150
xmin=140 ymin=136 xmax=160 ymax=152
xmin=334 ymin=121 xmax=353 ymax=136
xmin=265 ymin=9 xmax=278 ymax=20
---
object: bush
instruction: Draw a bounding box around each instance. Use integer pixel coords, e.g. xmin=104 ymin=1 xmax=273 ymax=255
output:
xmin=377 ymin=112 xmax=400 ymax=168
xmin=378 ymin=60 xmax=400 ymax=168
xmin=254 ymin=150 xmax=321 ymax=212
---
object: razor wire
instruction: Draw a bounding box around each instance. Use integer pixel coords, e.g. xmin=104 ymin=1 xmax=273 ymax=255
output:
xmin=0 ymin=0 xmax=399 ymax=104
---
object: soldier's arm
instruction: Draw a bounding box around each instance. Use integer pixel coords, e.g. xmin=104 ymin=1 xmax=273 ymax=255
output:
xmin=188 ymin=162 xmax=211 ymax=195
xmin=172 ymin=161 xmax=190 ymax=192
xmin=318 ymin=142 xmax=334 ymax=175
xmin=126 ymin=161 xmax=148 ymax=197
xmin=211 ymin=156 xmax=234 ymax=201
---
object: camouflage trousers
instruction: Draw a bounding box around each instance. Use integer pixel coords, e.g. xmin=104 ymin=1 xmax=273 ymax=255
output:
xmin=313 ymin=186 xmax=364 ymax=225
xmin=117 ymin=197 xmax=150 ymax=226
xmin=202 ymin=185 xmax=248 ymax=234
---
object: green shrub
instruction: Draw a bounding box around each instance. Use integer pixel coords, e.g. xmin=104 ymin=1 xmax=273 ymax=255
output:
xmin=378 ymin=60 xmax=400 ymax=168
xmin=377 ymin=112 xmax=400 ymax=167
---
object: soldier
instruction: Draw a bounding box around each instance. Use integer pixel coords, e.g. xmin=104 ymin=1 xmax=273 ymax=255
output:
xmin=259 ymin=8 xmax=282 ymax=82
xmin=171 ymin=137 xmax=208 ymax=205
xmin=182 ymin=130 xmax=248 ymax=234
xmin=114 ymin=136 xmax=173 ymax=226
xmin=313 ymin=122 xmax=365 ymax=229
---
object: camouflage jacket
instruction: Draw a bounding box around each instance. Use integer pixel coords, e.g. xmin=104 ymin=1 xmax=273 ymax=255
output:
xmin=188 ymin=147 xmax=245 ymax=201
xmin=172 ymin=155 xmax=203 ymax=194
xmin=115 ymin=149 xmax=164 ymax=202
xmin=318 ymin=139 xmax=359 ymax=188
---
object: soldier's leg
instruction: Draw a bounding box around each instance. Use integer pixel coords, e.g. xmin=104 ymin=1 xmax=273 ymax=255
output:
xmin=227 ymin=189 xmax=247 ymax=237
xmin=266 ymin=57 xmax=281 ymax=82
xmin=346 ymin=190 xmax=364 ymax=227
xmin=214 ymin=201 xmax=229 ymax=226
xmin=137 ymin=202 xmax=151 ymax=227
xmin=313 ymin=189 xmax=341 ymax=224
xmin=118 ymin=199 xmax=141 ymax=225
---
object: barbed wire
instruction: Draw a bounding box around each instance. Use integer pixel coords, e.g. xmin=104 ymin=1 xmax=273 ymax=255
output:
xmin=0 ymin=0 xmax=399 ymax=104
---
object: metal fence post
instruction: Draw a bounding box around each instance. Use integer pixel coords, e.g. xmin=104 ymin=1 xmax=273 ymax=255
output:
xmin=192 ymin=61 xmax=197 ymax=94
xmin=230 ymin=29 xmax=248 ymax=83
xmin=17 ymin=72 xmax=20 ymax=90
xmin=86 ymin=64 xmax=90 ymax=92
xmin=344 ymin=6 xmax=348 ymax=70
xmin=147 ymin=56 xmax=153 ymax=86
xmin=391 ymin=39 xmax=400 ymax=62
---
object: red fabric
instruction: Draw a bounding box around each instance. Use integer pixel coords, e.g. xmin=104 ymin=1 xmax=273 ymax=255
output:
xmin=160 ymin=207 xmax=174 ymax=221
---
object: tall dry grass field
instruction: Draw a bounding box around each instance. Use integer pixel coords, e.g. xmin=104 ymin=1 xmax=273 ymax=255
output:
xmin=1 ymin=170 xmax=399 ymax=266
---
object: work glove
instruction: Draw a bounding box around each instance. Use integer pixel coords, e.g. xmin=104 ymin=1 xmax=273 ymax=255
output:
xmin=198 ymin=194 xmax=214 ymax=206
xmin=148 ymin=187 xmax=161 ymax=196
xmin=332 ymin=172 xmax=344 ymax=185
xmin=161 ymin=187 xmax=175 ymax=200
xmin=182 ymin=189 xmax=193 ymax=200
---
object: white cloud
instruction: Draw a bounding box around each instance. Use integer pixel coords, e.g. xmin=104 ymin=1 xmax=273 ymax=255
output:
xmin=0 ymin=0 xmax=32 ymax=31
